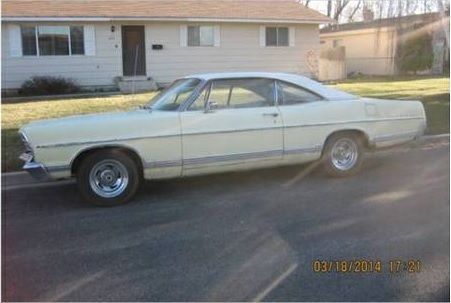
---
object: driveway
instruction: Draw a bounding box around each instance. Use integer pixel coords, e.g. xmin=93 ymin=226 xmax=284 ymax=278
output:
xmin=2 ymin=141 xmax=450 ymax=301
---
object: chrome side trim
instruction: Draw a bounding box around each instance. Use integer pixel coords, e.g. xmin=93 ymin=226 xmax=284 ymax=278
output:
xmin=35 ymin=116 xmax=425 ymax=149
xmin=184 ymin=149 xmax=283 ymax=166
xmin=145 ymin=146 xmax=322 ymax=169
xmin=373 ymin=130 xmax=419 ymax=143
xmin=36 ymin=134 xmax=181 ymax=149
xmin=284 ymin=145 xmax=322 ymax=155
xmin=283 ymin=116 xmax=424 ymax=129
xmin=144 ymin=160 xmax=183 ymax=169
xmin=182 ymin=127 xmax=284 ymax=137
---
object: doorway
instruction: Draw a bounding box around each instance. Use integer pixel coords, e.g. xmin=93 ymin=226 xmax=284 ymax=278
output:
xmin=122 ymin=26 xmax=146 ymax=76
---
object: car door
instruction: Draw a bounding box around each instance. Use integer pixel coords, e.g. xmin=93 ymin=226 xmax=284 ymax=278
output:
xmin=276 ymin=80 xmax=329 ymax=163
xmin=179 ymin=78 xmax=283 ymax=175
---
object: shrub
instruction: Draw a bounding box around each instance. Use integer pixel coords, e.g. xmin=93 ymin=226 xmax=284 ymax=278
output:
xmin=397 ymin=32 xmax=433 ymax=74
xmin=19 ymin=76 xmax=81 ymax=96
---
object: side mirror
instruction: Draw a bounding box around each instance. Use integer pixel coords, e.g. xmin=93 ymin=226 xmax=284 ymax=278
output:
xmin=205 ymin=101 xmax=218 ymax=113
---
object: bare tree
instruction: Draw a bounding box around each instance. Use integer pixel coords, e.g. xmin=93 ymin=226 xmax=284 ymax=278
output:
xmin=327 ymin=0 xmax=333 ymax=17
xmin=345 ymin=0 xmax=362 ymax=22
xmin=333 ymin=0 xmax=351 ymax=20
xmin=298 ymin=0 xmax=311 ymax=8
xmin=386 ymin=0 xmax=395 ymax=18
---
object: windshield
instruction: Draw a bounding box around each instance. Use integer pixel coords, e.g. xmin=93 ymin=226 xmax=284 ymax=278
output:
xmin=147 ymin=78 xmax=201 ymax=111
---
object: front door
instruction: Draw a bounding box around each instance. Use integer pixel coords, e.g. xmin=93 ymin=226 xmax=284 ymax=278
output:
xmin=122 ymin=26 xmax=146 ymax=76
xmin=180 ymin=78 xmax=283 ymax=175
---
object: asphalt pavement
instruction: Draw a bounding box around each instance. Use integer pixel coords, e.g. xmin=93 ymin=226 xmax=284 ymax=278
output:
xmin=2 ymin=140 xmax=450 ymax=301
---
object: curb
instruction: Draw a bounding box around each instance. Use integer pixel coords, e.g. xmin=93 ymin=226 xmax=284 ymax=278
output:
xmin=410 ymin=133 xmax=449 ymax=147
xmin=2 ymin=134 xmax=449 ymax=188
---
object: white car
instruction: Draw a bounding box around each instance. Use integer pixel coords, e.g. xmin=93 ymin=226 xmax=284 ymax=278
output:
xmin=19 ymin=72 xmax=427 ymax=206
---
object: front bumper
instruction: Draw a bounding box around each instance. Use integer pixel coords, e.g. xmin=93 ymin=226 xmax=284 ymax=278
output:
xmin=21 ymin=154 xmax=49 ymax=181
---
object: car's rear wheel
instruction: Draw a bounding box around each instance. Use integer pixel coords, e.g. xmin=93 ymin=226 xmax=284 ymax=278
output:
xmin=321 ymin=133 xmax=364 ymax=177
xmin=77 ymin=150 xmax=140 ymax=206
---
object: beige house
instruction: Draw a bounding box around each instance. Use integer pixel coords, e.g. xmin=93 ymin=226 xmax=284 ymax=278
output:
xmin=320 ymin=12 xmax=450 ymax=76
xmin=1 ymin=0 xmax=331 ymax=93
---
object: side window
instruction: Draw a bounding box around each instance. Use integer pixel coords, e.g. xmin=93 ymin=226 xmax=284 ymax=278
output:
xmin=188 ymin=86 xmax=209 ymax=111
xmin=207 ymin=78 xmax=275 ymax=109
xmin=278 ymin=81 xmax=323 ymax=105
xmin=208 ymin=81 xmax=232 ymax=109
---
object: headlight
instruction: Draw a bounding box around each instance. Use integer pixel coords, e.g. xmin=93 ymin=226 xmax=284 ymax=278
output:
xmin=19 ymin=131 xmax=33 ymax=155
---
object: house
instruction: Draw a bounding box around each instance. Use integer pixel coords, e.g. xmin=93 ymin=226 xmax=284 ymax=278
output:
xmin=1 ymin=0 xmax=331 ymax=94
xmin=320 ymin=12 xmax=450 ymax=76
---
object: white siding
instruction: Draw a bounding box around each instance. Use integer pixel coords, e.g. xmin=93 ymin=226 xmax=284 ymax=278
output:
xmin=2 ymin=21 xmax=320 ymax=89
xmin=1 ymin=22 xmax=122 ymax=89
xmin=146 ymin=22 xmax=319 ymax=83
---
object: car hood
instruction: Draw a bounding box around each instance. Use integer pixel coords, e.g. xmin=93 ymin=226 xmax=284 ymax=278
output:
xmin=20 ymin=109 xmax=157 ymax=148
xmin=23 ymin=110 xmax=144 ymax=129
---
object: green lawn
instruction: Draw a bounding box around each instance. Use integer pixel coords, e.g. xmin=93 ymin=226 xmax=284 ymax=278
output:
xmin=2 ymin=76 xmax=449 ymax=172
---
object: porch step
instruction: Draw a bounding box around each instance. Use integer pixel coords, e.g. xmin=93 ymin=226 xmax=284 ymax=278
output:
xmin=118 ymin=78 xmax=158 ymax=93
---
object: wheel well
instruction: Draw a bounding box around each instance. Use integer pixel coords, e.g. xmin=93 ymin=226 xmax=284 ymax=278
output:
xmin=323 ymin=130 xmax=371 ymax=153
xmin=71 ymin=146 xmax=144 ymax=177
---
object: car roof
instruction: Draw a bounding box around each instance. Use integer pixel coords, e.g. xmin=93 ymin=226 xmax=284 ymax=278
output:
xmin=184 ymin=72 xmax=357 ymax=101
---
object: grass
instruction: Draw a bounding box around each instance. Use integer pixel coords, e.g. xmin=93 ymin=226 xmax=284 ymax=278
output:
xmin=2 ymin=76 xmax=449 ymax=172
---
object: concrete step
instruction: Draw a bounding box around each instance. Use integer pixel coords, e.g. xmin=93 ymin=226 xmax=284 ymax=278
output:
xmin=118 ymin=78 xmax=158 ymax=93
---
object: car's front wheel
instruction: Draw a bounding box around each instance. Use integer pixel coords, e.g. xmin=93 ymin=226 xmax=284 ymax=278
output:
xmin=77 ymin=150 xmax=141 ymax=206
xmin=321 ymin=133 xmax=364 ymax=177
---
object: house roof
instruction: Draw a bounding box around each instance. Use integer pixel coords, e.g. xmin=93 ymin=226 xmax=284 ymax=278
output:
xmin=321 ymin=12 xmax=447 ymax=34
xmin=2 ymin=0 xmax=333 ymax=24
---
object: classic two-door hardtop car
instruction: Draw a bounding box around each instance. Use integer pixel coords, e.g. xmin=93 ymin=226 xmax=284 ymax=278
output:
xmin=19 ymin=72 xmax=427 ymax=206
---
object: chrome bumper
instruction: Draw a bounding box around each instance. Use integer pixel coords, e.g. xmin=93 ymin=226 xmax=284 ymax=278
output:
xmin=22 ymin=157 xmax=50 ymax=181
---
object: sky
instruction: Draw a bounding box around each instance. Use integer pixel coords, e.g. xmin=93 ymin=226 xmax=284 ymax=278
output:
xmin=301 ymin=0 xmax=444 ymax=23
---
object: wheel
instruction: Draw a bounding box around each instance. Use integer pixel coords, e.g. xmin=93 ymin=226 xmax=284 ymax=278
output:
xmin=76 ymin=149 xmax=141 ymax=206
xmin=321 ymin=133 xmax=364 ymax=177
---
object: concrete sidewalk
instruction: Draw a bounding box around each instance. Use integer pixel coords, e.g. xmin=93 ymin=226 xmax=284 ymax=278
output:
xmin=2 ymin=134 xmax=449 ymax=189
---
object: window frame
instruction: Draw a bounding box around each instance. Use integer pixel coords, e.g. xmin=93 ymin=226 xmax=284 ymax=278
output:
xmin=20 ymin=25 xmax=85 ymax=57
xmin=187 ymin=25 xmax=215 ymax=47
xmin=21 ymin=25 xmax=38 ymax=56
xmin=185 ymin=77 xmax=278 ymax=111
xmin=276 ymin=80 xmax=325 ymax=106
xmin=265 ymin=26 xmax=290 ymax=47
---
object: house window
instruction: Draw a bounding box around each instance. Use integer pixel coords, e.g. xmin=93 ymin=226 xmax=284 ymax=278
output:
xmin=266 ymin=27 xmax=289 ymax=47
xmin=38 ymin=26 xmax=70 ymax=55
xmin=187 ymin=26 xmax=214 ymax=47
xmin=70 ymin=26 xmax=85 ymax=55
xmin=21 ymin=25 xmax=85 ymax=56
xmin=21 ymin=26 xmax=37 ymax=56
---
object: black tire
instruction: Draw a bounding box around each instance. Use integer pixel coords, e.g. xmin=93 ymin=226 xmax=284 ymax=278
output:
xmin=76 ymin=149 xmax=141 ymax=206
xmin=321 ymin=132 xmax=364 ymax=177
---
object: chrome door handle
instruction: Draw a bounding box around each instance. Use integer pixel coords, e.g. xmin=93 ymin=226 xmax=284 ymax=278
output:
xmin=262 ymin=113 xmax=279 ymax=117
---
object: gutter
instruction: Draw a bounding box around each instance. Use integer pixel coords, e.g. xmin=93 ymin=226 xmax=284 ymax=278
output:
xmin=2 ymin=16 xmax=332 ymax=24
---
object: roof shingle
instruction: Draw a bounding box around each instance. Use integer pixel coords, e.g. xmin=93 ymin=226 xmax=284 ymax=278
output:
xmin=2 ymin=0 xmax=332 ymax=23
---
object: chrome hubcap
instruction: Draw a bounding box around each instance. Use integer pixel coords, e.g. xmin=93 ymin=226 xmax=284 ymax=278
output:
xmin=89 ymin=160 xmax=129 ymax=198
xmin=331 ymin=138 xmax=358 ymax=171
